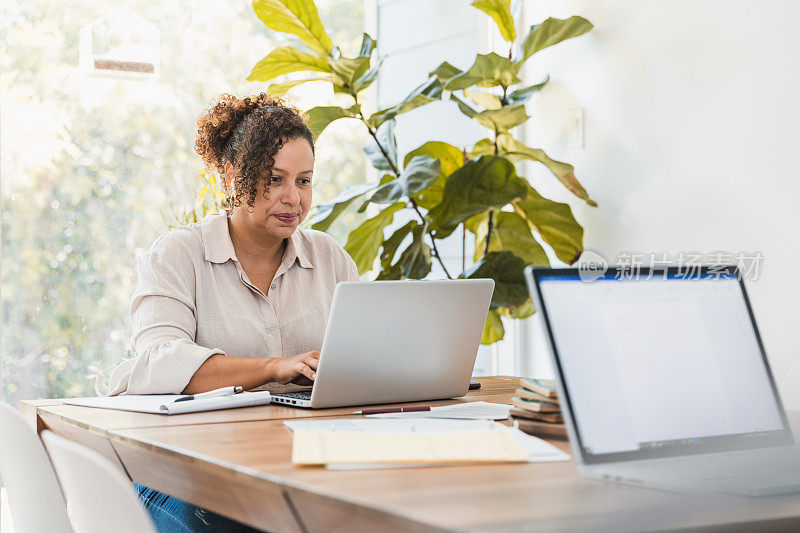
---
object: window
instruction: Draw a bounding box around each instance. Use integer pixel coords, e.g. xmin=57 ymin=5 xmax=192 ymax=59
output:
xmin=0 ymin=0 xmax=366 ymax=402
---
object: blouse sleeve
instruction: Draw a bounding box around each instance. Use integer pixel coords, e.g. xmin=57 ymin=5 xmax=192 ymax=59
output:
xmin=107 ymin=233 xmax=225 ymax=395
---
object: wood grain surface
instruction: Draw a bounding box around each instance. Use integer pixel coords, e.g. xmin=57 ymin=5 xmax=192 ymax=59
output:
xmin=24 ymin=377 xmax=800 ymax=533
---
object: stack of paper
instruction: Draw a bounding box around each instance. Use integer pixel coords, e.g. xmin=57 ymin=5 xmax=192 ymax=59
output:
xmin=284 ymin=419 xmax=569 ymax=468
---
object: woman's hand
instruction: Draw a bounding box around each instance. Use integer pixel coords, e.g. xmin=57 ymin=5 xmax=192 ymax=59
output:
xmin=268 ymin=351 xmax=320 ymax=385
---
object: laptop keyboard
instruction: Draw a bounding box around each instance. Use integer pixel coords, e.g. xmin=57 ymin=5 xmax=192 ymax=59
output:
xmin=636 ymin=447 xmax=800 ymax=481
xmin=276 ymin=391 xmax=312 ymax=400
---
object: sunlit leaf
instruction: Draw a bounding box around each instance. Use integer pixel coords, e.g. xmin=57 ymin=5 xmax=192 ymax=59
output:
xmin=469 ymin=211 xmax=549 ymax=266
xmin=515 ymin=184 xmax=584 ymax=264
xmin=471 ymin=0 xmax=516 ymax=41
xmin=247 ymin=46 xmax=330 ymax=82
xmin=358 ymin=33 xmax=376 ymax=57
xmin=306 ymin=103 xmax=360 ymax=141
xmin=353 ymin=56 xmax=384 ymax=93
xmin=428 ymin=155 xmax=528 ymax=237
xmin=366 ymin=155 xmax=440 ymax=205
xmin=363 ymin=119 xmax=397 ymax=172
xmin=252 ymin=0 xmax=334 ymax=57
xmin=480 ymin=309 xmax=505 ymax=344
xmin=309 ymin=181 xmax=378 ymax=231
xmin=497 ymin=133 xmax=596 ymax=205
xmin=380 ymin=220 xmax=417 ymax=270
xmin=397 ymin=223 xmax=432 ymax=279
xmin=450 ymin=95 xmax=527 ymax=132
xmin=518 ymin=16 xmax=593 ymax=64
xmin=327 ymin=55 xmax=371 ymax=88
xmin=444 ymin=52 xmax=521 ymax=90
xmin=461 ymin=250 xmax=528 ymax=308
xmin=266 ymin=75 xmax=335 ymax=94
xmin=367 ymin=76 xmax=442 ymax=129
xmin=506 ymin=76 xmax=549 ymax=105
xmin=344 ymin=202 xmax=405 ymax=274
xmin=403 ymin=141 xmax=464 ymax=209
xmin=429 ymin=61 xmax=462 ymax=85
xmin=465 ymin=88 xmax=503 ymax=110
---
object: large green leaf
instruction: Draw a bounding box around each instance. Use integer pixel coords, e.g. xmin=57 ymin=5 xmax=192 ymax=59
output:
xmin=266 ymin=75 xmax=335 ymax=94
xmin=471 ymin=0 xmax=515 ymax=41
xmin=465 ymin=88 xmax=502 ymax=110
xmin=247 ymin=46 xmax=330 ymax=82
xmin=450 ymin=95 xmax=527 ymax=132
xmin=252 ymin=0 xmax=334 ymax=57
xmin=428 ymin=155 xmax=528 ymax=237
xmin=445 ymin=52 xmax=521 ymax=90
xmin=480 ymin=309 xmax=505 ymax=344
xmin=305 ymin=104 xmax=360 ymax=141
xmin=380 ymin=220 xmax=417 ymax=270
xmin=378 ymin=222 xmax=431 ymax=280
xmin=497 ymin=133 xmax=596 ymax=206
xmin=363 ymin=119 xmax=397 ymax=172
xmin=518 ymin=16 xmax=593 ymax=64
xmin=476 ymin=105 xmax=528 ymax=132
xmin=403 ymin=141 xmax=464 ymax=209
xmin=352 ymin=56 xmax=384 ymax=93
xmin=327 ymin=55 xmax=371 ymax=88
xmin=358 ymin=33 xmax=376 ymax=57
xmin=308 ymin=180 xmax=378 ymax=231
xmin=429 ymin=61 xmax=462 ymax=85
xmin=344 ymin=202 xmax=405 ymax=274
xmin=506 ymin=76 xmax=549 ymax=105
xmin=367 ymin=76 xmax=442 ymax=129
xmin=460 ymin=250 xmax=528 ymax=309
xmin=469 ymin=211 xmax=549 ymax=266
xmin=366 ymin=156 xmax=440 ymax=205
xmin=515 ymin=184 xmax=584 ymax=264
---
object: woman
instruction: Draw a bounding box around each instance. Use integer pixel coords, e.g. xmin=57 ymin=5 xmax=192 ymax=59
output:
xmin=108 ymin=93 xmax=358 ymax=531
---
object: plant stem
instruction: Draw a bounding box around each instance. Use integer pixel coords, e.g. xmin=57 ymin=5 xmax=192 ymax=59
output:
xmin=462 ymin=225 xmax=466 ymax=272
xmin=357 ymin=109 xmax=452 ymax=279
xmin=484 ymin=210 xmax=494 ymax=256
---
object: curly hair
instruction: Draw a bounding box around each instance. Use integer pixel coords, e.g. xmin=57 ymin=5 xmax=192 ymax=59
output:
xmin=194 ymin=93 xmax=314 ymax=210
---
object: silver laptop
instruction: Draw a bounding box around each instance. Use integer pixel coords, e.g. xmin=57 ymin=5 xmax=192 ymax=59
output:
xmin=525 ymin=265 xmax=800 ymax=496
xmin=271 ymin=279 xmax=494 ymax=409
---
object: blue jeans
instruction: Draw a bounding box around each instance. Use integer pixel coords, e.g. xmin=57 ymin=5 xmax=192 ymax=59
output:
xmin=135 ymin=484 xmax=262 ymax=533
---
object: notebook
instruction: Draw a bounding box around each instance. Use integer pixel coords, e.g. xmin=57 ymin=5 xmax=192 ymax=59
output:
xmin=64 ymin=391 xmax=272 ymax=415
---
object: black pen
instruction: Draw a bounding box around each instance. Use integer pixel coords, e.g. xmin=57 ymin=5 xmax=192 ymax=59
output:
xmin=173 ymin=386 xmax=243 ymax=403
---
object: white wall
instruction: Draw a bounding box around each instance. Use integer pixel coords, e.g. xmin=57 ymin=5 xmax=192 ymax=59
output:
xmin=521 ymin=0 xmax=800 ymax=386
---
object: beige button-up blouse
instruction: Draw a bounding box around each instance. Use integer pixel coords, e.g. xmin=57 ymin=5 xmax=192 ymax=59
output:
xmin=108 ymin=212 xmax=359 ymax=395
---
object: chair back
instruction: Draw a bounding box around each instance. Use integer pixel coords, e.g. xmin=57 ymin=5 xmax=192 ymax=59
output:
xmin=40 ymin=431 xmax=156 ymax=533
xmin=0 ymin=402 xmax=72 ymax=533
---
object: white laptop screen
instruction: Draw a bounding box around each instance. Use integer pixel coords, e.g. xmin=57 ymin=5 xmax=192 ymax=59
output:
xmin=533 ymin=268 xmax=791 ymax=463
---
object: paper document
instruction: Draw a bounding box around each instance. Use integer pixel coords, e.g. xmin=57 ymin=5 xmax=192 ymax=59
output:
xmin=64 ymin=391 xmax=271 ymax=415
xmin=367 ymin=401 xmax=511 ymax=420
xmin=292 ymin=428 xmax=528 ymax=466
xmin=285 ymin=419 xmax=570 ymax=467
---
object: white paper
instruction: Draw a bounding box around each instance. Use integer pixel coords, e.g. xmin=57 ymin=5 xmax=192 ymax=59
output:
xmin=366 ymin=401 xmax=511 ymax=420
xmin=283 ymin=418 xmax=570 ymax=464
xmin=64 ymin=391 xmax=271 ymax=415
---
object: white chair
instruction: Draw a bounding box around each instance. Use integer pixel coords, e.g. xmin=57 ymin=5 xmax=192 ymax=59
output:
xmin=0 ymin=402 xmax=73 ymax=533
xmin=40 ymin=431 xmax=156 ymax=533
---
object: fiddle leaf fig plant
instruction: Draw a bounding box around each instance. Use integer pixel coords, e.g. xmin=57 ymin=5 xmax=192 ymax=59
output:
xmin=247 ymin=0 xmax=596 ymax=343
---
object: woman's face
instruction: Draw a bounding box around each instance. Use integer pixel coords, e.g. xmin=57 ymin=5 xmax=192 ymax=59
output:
xmin=230 ymin=136 xmax=314 ymax=242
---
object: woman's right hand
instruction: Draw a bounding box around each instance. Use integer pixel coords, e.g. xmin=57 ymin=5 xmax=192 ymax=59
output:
xmin=268 ymin=351 xmax=320 ymax=385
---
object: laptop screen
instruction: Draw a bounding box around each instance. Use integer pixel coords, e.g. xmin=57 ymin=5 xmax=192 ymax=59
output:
xmin=530 ymin=267 xmax=792 ymax=464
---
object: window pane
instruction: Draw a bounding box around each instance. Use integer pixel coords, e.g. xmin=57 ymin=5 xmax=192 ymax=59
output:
xmin=1 ymin=0 xmax=365 ymax=402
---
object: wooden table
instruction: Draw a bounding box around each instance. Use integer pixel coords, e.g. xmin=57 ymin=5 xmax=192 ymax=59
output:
xmin=24 ymin=377 xmax=800 ymax=532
